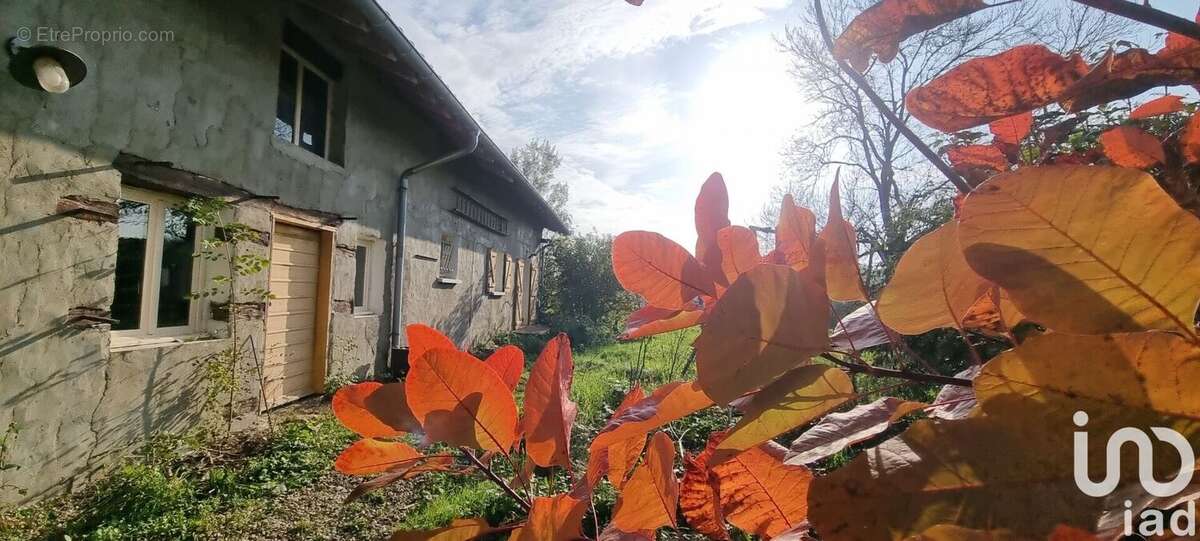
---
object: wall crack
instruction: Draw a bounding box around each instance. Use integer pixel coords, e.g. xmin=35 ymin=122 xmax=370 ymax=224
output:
xmin=84 ymin=356 xmax=113 ymax=467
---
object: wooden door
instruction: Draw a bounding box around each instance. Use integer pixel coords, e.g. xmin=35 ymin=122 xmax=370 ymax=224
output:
xmin=264 ymin=222 xmax=325 ymax=406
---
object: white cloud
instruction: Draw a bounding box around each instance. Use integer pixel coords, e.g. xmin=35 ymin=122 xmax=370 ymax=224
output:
xmin=381 ymin=0 xmax=808 ymax=247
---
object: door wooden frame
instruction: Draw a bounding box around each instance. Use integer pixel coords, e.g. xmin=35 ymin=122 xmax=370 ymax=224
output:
xmin=264 ymin=214 xmax=335 ymax=408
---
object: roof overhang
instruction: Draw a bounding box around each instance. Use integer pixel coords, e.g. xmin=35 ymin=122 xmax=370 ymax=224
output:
xmin=296 ymin=0 xmax=570 ymax=234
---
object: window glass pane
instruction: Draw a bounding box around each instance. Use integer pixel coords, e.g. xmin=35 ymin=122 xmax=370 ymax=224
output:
xmin=299 ymin=68 xmax=328 ymax=157
xmin=112 ymin=201 xmax=150 ymax=330
xmin=275 ymin=52 xmax=298 ymax=144
xmin=157 ymin=208 xmax=195 ymax=328
xmin=354 ymin=245 xmax=367 ymax=308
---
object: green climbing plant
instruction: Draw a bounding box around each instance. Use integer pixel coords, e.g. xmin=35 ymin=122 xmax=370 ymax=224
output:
xmin=180 ymin=197 xmax=274 ymax=432
xmin=0 ymin=422 xmax=25 ymax=497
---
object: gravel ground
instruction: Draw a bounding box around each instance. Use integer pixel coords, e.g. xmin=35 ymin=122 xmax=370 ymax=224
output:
xmin=0 ymin=397 xmax=429 ymax=541
xmin=205 ymin=467 xmax=423 ymax=541
xmin=204 ymin=398 xmax=427 ymax=541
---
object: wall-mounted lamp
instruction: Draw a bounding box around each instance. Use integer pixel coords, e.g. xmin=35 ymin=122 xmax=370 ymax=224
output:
xmin=7 ymin=37 xmax=87 ymax=93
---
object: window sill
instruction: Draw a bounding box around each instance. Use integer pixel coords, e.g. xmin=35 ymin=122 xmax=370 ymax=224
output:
xmin=269 ymin=135 xmax=346 ymax=175
xmin=110 ymin=333 xmax=221 ymax=352
xmin=352 ymin=310 xmax=379 ymax=319
xmin=487 ymin=291 xmax=506 ymax=298
xmin=436 ymin=277 xmax=462 ymax=286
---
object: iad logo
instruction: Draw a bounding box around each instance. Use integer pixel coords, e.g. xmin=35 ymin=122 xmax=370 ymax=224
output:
xmin=1073 ymin=411 xmax=1196 ymax=538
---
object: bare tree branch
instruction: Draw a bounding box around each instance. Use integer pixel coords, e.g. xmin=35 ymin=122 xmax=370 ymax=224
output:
xmin=1071 ymin=0 xmax=1200 ymax=42
xmin=811 ymin=0 xmax=972 ymax=193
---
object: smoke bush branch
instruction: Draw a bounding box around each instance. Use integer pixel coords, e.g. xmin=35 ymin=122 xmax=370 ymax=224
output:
xmin=1070 ymin=0 xmax=1200 ymax=42
xmin=820 ymin=354 xmax=974 ymax=387
xmin=460 ymin=448 xmax=532 ymax=511
xmin=811 ymin=0 xmax=973 ymax=194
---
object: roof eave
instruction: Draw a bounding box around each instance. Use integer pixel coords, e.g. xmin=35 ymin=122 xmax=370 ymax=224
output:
xmin=338 ymin=0 xmax=571 ymax=234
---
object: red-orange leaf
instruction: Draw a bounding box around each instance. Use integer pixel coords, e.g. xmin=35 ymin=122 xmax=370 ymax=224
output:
xmin=695 ymin=172 xmax=732 ymax=275
xmin=680 ymin=432 xmax=731 ymax=541
xmin=958 ymin=165 xmax=1200 ymax=338
xmin=713 ymin=442 xmax=813 ymax=538
xmin=832 ymin=0 xmax=987 ymax=72
xmin=876 ymin=221 xmax=990 ymax=334
xmin=334 ymin=438 xmax=423 ymax=476
xmin=523 ymin=334 xmax=578 ymax=469
xmin=598 ymin=526 xmax=654 ymax=541
xmin=1130 ymin=94 xmax=1185 ymax=119
xmin=485 ymin=345 xmax=524 ymax=391
xmin=960 ymin=286 xmax=1024 ymax=335
xmin=510 ymin=494 xmax=589 ymax=541
xmin=1059 ymin=46 xmax=1200 ymax=112
xmin=1183 ymin=110 xmax=1200 ymax=164
xmin=830 ymin=302 xmax=893 ymax=352
xmin=1098 ymin=125 xmax=1164 ymax=168
xmin=332 ymin=382 xmax=422 ymax=438
xmin=620 ymin=306 xmax=704 ymax=341
xmin=1165 ymin=7 xmax=1200 ymax=54
xmin=715 ymin=226 xmax=761 ymax=285
xmin=775 ymin=195 xmax=818 ymax=271
xmin=613 ymin=231 xmax=716 ymax=310
xmin=694 ymin=264 xmax=829 ymax=404
xmin=1049 ymin=525 xmax=1101 ymax=541
xmin=590 ymin=381 xmax=712 ymax=452
xmin=709 ymin=365 xmax=854 ymax=466
xmin=408 ymin=323 xmax=457 ymax=364
xmin=820 ymin=178 xmax=867 ymax=302
xmin=988 ymin=111 xmax=1033 ymax=145
xmin=611 ymin=432 xmax=679 ymax=532
xmin=907 ymin=45 xmax=1088 ymax=132
xmin=946 ymin=144 xmax=1009 ymax=173
xmin=586 ymin=387 xmax=648 ymax=490
xmin=390 ymin=518 xmax=508 ymax=541
xmin=406 ymin=348 xmax=519 ymax=453
xmin=346 ymin=455 xmax=456 ymax=503
xmin=784 ymin=397 xmax=927 ymax=465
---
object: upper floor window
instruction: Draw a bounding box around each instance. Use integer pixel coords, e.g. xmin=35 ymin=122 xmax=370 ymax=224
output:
xmin=274 ymin=23 xmax=343 ymax=161
xmin=111 ymin=187 xmax=201 ymax=341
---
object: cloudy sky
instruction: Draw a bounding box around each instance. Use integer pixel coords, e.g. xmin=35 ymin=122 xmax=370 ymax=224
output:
xmin=380 ymin=1 xmax=1187 ymax=247
xmin=381 ymin=0 xmax=808 ymax=246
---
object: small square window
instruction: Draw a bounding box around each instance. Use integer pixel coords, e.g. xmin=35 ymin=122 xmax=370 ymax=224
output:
xmin=353 ymin=239 xmax=382 ymax=315
xmin=111 ymin=187 xmax=201 ymax=339
xmin=353 ymin=245 xmax=368 ymax=309
xmin=438 ymin=235 xmax=457 ymax=279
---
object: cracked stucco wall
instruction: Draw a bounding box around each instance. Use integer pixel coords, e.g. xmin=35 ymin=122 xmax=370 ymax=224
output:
xmin=0 ymin=0 xmax=551 ymax=504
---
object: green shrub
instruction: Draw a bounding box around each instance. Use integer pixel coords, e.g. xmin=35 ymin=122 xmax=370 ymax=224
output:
xmin=67 ymin=464 xmax=201 ymax=541
xmin=399 ymin=476 xmax=521 ymax=531
xmin=539 ymin=234 xmax=639 ymax=347
xmin=235 ymin=418 xmax=354 ymax=496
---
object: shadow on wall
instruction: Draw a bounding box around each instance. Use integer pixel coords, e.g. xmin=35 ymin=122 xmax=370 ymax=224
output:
xmin=436 ymin=277 xmax=485 ymax=348
xmin=1 ymin=334 xmax=216 ymax=504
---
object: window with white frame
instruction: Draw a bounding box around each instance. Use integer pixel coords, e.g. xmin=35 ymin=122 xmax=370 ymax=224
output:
xmin=110 ymin=187 xmax=202 ymax=340
xmin=274 ymin=24 xmax=341 ymax=160
xmin=353 ymin=238 xmax=382 ymax=315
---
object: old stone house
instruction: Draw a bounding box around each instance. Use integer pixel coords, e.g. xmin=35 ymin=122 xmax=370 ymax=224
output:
xmin=0 ymin=0 xmax=568 ymax=503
